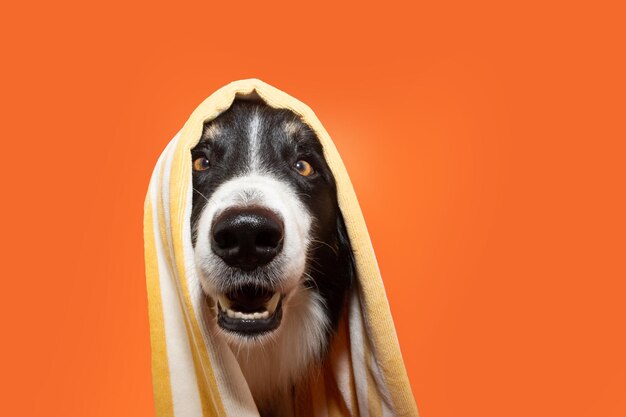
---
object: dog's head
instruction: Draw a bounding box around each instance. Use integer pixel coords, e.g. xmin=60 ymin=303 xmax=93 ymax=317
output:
xmin=191 ymin=99 xmax=354 ymax=346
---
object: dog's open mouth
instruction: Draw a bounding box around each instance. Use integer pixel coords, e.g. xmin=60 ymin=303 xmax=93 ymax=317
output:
xmin=216 ymin=284 xmax=283 ymax=336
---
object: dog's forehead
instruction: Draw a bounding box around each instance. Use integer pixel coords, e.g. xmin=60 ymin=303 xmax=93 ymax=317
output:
xmin=199 ymin=101 xmax=320 ymax=151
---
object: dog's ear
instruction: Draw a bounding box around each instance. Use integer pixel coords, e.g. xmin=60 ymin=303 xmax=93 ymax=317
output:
xmin=335 ymin=208 xmax=356 ymax=288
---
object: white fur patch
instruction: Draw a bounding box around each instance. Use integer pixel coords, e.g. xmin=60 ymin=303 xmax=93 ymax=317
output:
xmin=248 ymin=108 xmax=261 ymax=171
xmin=194 ymin=173 xmax=311 ymax=296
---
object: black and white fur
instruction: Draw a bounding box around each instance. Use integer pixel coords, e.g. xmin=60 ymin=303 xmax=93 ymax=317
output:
xmin=190 ymin=99 xmax=354 ymax=416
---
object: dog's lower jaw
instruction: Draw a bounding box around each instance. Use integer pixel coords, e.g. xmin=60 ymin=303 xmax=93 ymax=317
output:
xmin=213 ymin=287 xmax=330 ymax=417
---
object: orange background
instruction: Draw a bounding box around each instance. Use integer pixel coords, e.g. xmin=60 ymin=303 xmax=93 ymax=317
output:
xmin=1 ymin=1 xmax=625 ymax=416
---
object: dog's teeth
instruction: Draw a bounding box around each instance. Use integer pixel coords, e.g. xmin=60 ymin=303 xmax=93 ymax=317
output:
xmin=222 ymin=293 xmax=279 ymax=320
xmin=218 ymin=295 xmax=232 ymax=310
xmin=225 ymin=310 xmax=270 ymax=320
xmin=265 ymin=292 xmax=280 ymax=314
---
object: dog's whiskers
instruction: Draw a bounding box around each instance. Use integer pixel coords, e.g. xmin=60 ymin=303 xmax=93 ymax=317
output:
xmin=192 ymin=187 xmax=210 ymax=202
xmin=302 ymin=271 xmax=320 ymax=292
xmin=305 ymin=260 xmax=325 ymax=277
xmin=310 ymin=239 xmax=338 ymax=256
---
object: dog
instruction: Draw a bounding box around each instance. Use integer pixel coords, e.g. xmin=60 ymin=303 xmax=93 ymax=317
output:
xmin=190 ymin=99 xmax=355 ymax=416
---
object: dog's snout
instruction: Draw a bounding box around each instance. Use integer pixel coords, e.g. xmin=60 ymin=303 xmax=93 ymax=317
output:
xmin=211 ymin=207 xmax=284 ymax=270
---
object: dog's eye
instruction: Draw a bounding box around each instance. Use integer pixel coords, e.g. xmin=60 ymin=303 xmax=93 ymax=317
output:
xmin=193 ymin=157 xmax=210 ymax=171
xmin=294 ymin=160 xmax=314 ymax=177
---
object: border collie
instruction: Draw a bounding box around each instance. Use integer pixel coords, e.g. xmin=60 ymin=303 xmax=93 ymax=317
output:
xmin=190 ymin=99 xmax=355 ymax=416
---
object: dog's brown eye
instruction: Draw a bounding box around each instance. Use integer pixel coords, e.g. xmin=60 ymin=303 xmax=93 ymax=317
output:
xmin=193 ymin=157 xmax=210 ymax=171
xmin=294 ymin=160 xmax=314 ymax=177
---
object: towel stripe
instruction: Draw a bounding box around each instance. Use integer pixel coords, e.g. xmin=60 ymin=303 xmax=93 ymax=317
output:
xmin=153 ymin=152 xmax=204 ymax=416
xmin=144 ymin=198 xmax=175 ymax=416
xmin=166 ymin=138 xmax=225 ymax=416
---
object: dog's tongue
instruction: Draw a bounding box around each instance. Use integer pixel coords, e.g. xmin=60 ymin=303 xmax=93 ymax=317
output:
xmin=227 ymin=287 xmax=273 ymax=313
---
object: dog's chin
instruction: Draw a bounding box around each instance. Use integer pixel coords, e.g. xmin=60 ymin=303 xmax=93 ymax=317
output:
xmin=211 ymin=283 xmax=287 ymax=340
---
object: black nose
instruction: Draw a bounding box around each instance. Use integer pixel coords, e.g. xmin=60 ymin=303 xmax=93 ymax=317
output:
xmin=211 ymin=207 xmax=284 ymax=270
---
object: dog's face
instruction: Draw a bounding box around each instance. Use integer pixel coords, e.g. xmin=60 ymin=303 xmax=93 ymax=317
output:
xmin=191 ymin=99 xmax=353 ymax=348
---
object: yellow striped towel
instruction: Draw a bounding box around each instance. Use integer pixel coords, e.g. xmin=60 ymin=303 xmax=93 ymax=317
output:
xmin=143 ymin=78 xmax=419 ymax=417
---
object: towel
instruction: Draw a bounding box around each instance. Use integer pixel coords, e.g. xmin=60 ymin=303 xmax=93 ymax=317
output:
xmin=144 ymin=79 xmax=419 ymax=417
